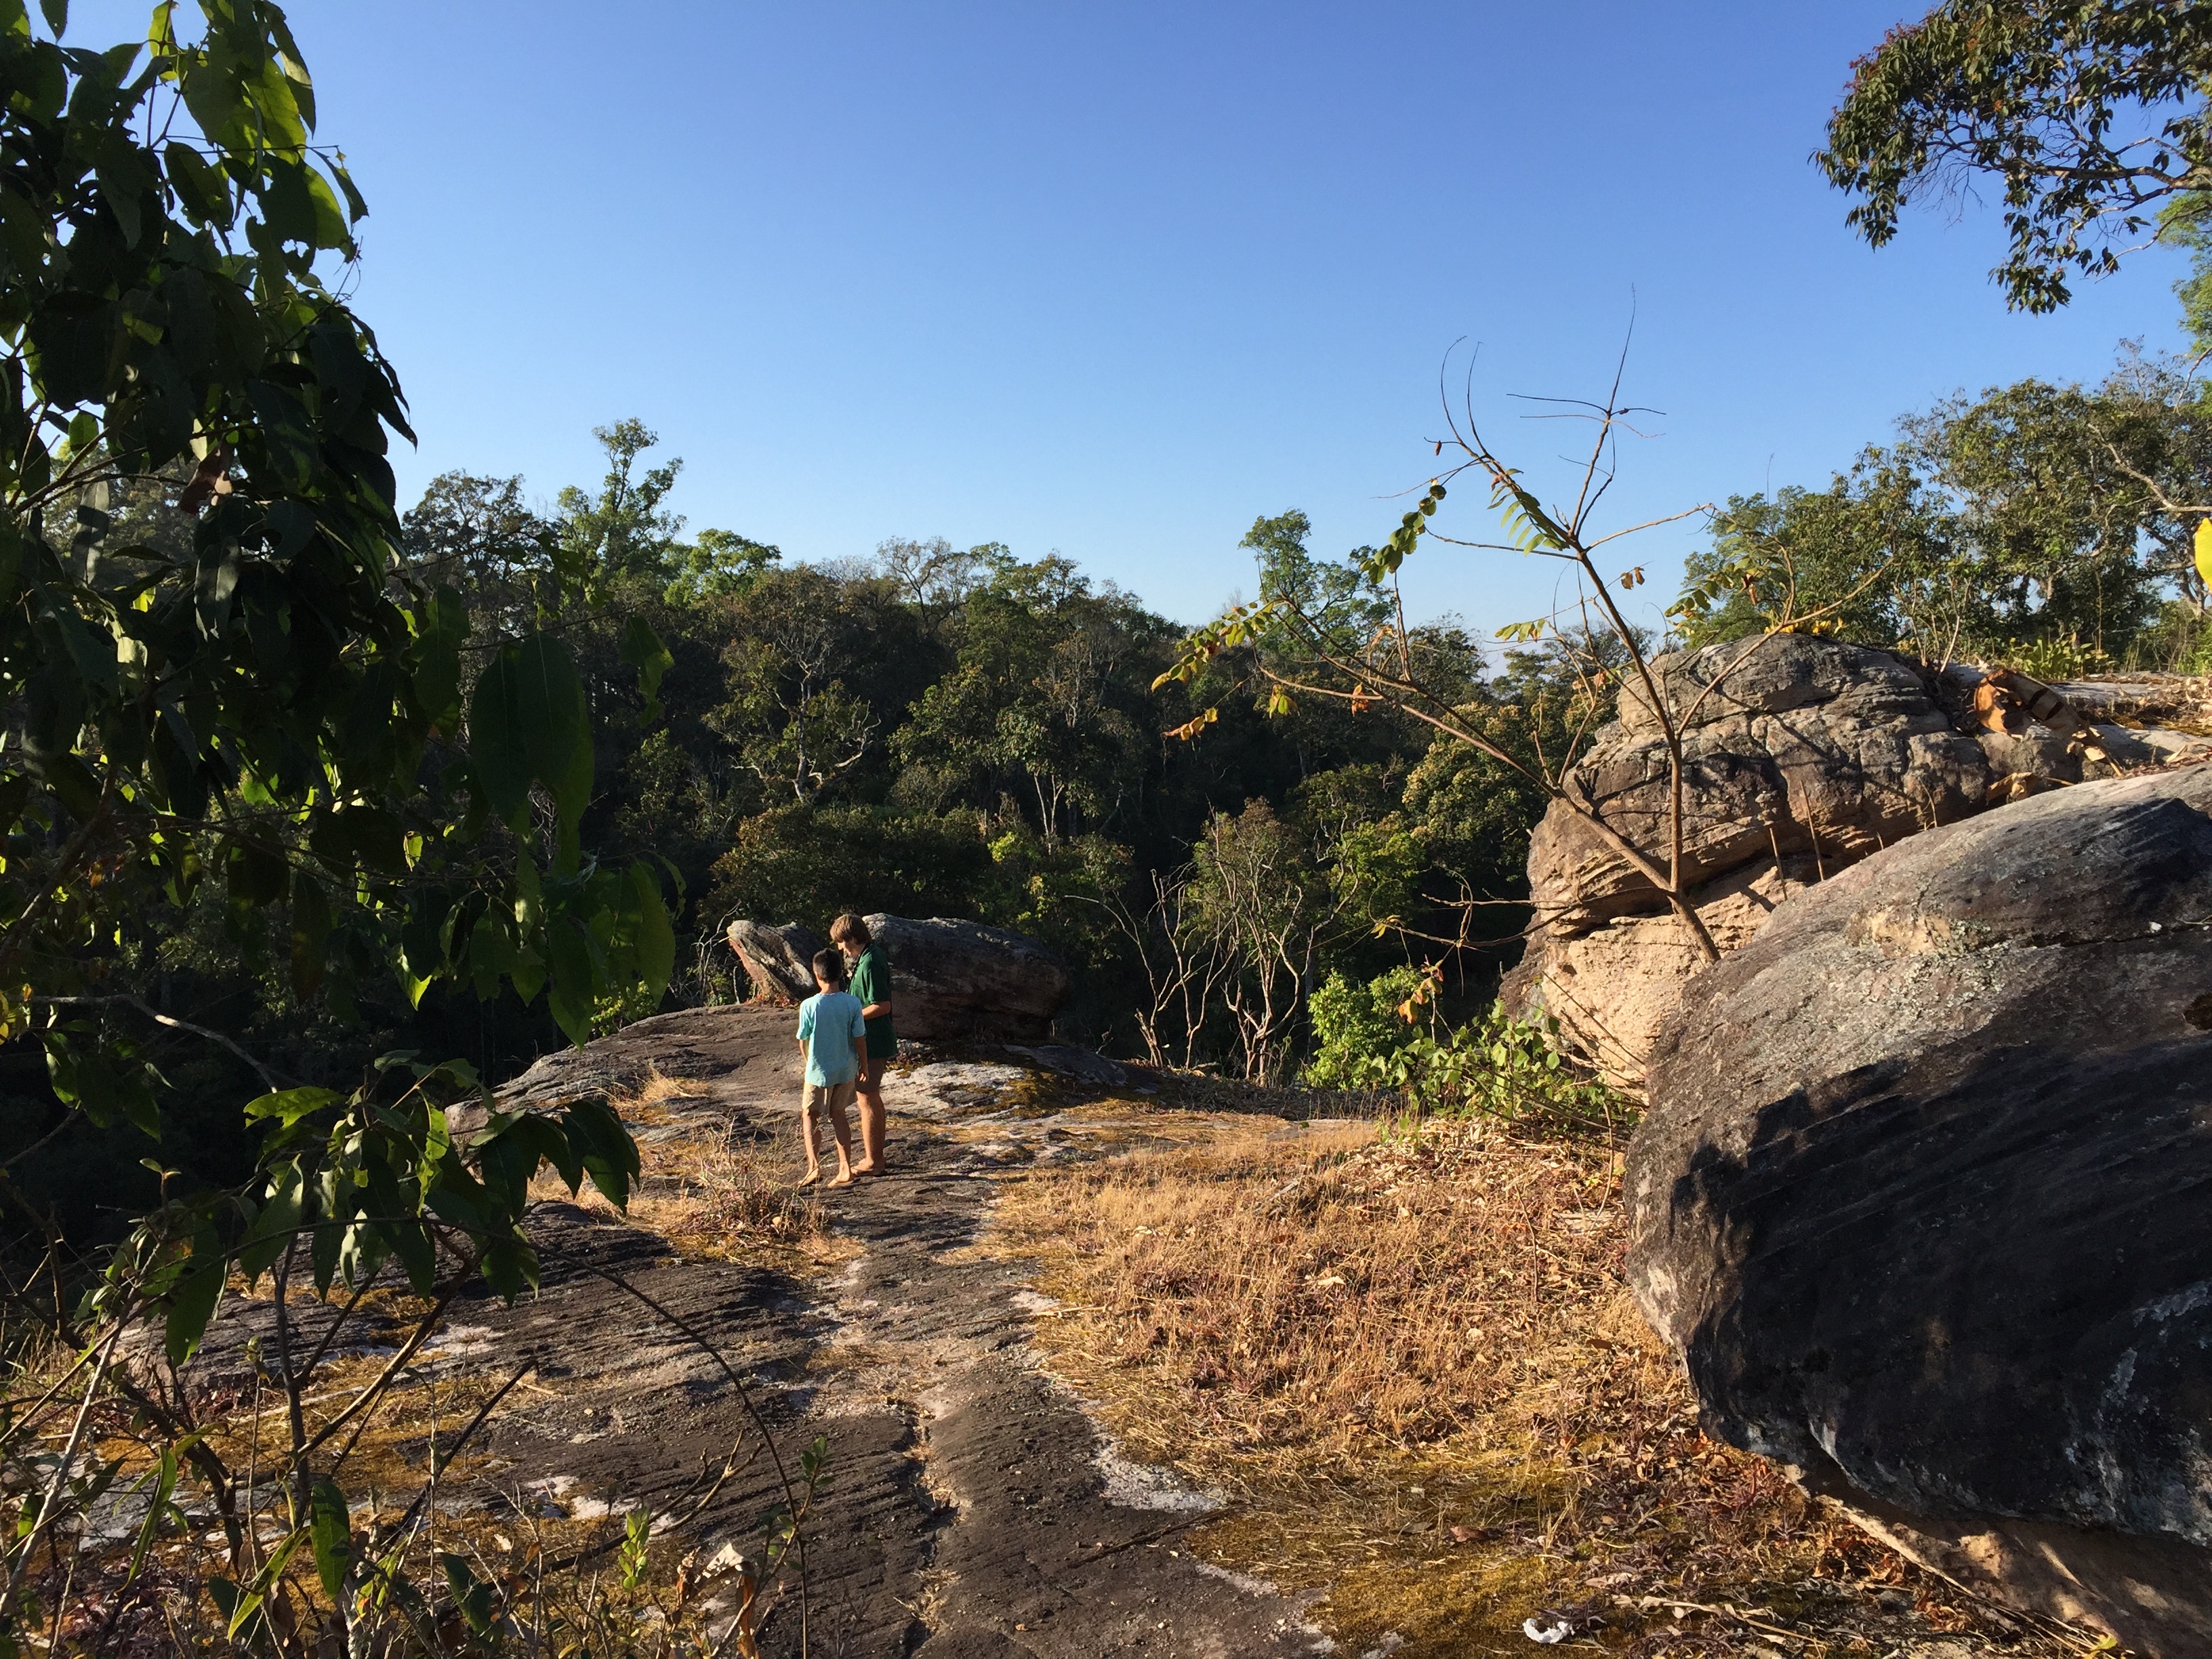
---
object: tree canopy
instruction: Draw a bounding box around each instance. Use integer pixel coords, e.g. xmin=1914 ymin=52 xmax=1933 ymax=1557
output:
xmin=1675 ymin=348 xmax=2212 ymax=669
xmin=1819 ymin=0 xmax=2212 ymax=314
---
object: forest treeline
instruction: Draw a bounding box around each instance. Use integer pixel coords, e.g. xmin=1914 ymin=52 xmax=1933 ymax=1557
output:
xmin=402 ymin=426 xmax=1536 ymax=1076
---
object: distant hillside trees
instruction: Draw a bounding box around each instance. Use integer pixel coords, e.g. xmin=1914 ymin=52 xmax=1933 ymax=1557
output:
xmin=1678 ymin=350 xmax=2212 ymax=672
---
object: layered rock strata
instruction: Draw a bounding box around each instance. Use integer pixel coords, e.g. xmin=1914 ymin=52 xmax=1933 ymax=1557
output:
xmin=1502 ymin=636 xmax=2212 ymax=1085
xmin=1502 ymin=636 xmax=1992 ymax=1080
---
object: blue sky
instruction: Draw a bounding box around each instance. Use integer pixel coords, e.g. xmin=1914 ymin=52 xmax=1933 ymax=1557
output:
xmin=159 ymin=3 xmax=2202 ymax=632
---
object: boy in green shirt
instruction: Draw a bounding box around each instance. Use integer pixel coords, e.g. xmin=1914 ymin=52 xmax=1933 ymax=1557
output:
xmin=830 ymin=914 xmax=894 ymax=1174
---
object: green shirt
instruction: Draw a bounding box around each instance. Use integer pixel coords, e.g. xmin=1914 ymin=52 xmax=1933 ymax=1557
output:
xmin=849 ymin=945 xmax=896 ymax=1058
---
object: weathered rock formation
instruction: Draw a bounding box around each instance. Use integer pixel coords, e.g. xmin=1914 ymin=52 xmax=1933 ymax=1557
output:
xmin=863 ymin=914 xmax=1069 ymax=1042
xmin=1502 ymin=635 xmax=1994 ymax=1080
xmin=726 ymin=919 xmax=827 ymax=1004
xmin=1627 ymin=768 xmax=2212 ymax=1655
xmin=726 ymin=914 xmax=1071 ymax=1042
xmin=1502 ymin=636 xmax=2212 ymax=1085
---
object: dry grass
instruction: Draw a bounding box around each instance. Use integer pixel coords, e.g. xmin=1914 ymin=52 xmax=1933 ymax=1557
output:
xmin=47 ymin=1068 xmax=825 ymax=1653
xmin=995 ymin=1117 xmax=2090 ymax=1658
xmin=533 ymin=1069 xmax=839 ymax=1269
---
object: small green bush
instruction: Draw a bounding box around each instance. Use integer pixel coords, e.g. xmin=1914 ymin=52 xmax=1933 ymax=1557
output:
xmin=1306 ymin=966 xmax=1430 ymax=1090
xmin=1992 ymin=632 xmax=2116 ymax=682
xmin=1306 ymin=968 xmax=1626 ymax=1133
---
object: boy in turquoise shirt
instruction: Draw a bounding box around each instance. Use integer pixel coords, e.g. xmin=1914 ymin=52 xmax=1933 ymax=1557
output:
xmin=795 ymin=948 xmax=867 ymax=1187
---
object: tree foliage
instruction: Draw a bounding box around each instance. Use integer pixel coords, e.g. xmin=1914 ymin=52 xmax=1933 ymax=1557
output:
xmin=1676 ymin=350 xmax=2212 ymax=665
xmin=0 ymin=0 xmax=688 ymax=1380
xmin=1819 ymin=0 xmax=2212 ymax=311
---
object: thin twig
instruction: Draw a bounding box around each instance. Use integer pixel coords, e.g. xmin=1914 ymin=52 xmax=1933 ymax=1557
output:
xmin=30 ymin=994 xmax=295 ymax=1090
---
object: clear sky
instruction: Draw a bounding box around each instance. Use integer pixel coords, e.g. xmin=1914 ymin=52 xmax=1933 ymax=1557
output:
xmin=151 ymin=3 xmax=2203 ymax=633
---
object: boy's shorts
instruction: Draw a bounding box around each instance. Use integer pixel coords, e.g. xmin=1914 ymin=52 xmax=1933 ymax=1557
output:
xmin=802 ymin=1080 xmax=857 ymax=1117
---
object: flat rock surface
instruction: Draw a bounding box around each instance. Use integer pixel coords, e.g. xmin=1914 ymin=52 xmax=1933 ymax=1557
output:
xmin=202 ymin=1006 xmax=1326 ymax=1658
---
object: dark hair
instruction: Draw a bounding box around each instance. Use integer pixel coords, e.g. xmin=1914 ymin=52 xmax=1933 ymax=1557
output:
xmin=829 ymin=913 xmax=872 ymax=948
xmin=811 ymin=949 xmax=846 ymax=987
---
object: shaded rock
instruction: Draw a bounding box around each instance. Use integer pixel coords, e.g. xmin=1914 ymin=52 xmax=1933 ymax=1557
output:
xmin=1505 ymin=635 xmax=1994 ymax=1082
xmin=1974 ymin=724 xmax=2081 ymax=787
xmin=1626 ymin=766 xmax=2212 ymax=1654
xmin=727 ymin=919 xmax=826 ymax=1004
xmin=1003 ymin=1043 xmax=1126 ymax=1087
xmin=863 ymin=914 xmax=1069 ymax=1043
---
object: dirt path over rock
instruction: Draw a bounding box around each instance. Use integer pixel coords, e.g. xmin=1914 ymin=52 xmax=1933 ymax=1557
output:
xmin=431 ymin=1006 xmax=1332 ymax=1657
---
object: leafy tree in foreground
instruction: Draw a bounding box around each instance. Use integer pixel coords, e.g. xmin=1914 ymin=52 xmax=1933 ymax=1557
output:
xmin=0 ymin=1 xmax=712 ymax=1643
xmin=1819 ymin=0 xmax=2212 ymax=313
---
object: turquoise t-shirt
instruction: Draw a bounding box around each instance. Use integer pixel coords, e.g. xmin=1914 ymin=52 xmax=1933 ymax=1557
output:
xmin=796 ymin=990 xmax=867 ymax=1086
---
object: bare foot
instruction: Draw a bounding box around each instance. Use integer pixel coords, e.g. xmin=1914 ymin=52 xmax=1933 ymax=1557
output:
xmin=850 ymin=1160 xmax=880 ymax=1176
xmin=798 ymin=1168 xmax=821 ymax=1187
xmin=828 ymin=1170 xmax=855 ymax=1188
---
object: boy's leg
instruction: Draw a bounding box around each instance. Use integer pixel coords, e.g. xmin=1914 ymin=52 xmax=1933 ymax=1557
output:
xmin=854 ymin=1052 xmax=887 ymax=1172
xmin=798 ymin=1086 xmax=823 ymax=1184
xmin=825 ymin=1082 xmax=857 ymax=1187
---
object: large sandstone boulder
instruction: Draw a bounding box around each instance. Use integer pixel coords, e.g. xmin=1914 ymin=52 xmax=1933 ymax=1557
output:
xmin=1502 ymin=638 xmax=2212 ymax=1086
xmin=863 ymin=914 xmax=1069 ymax=1042
xmin=727 ymin=914 xmax=1071 ymax=1041
xmin=1504 ymin=635 xmax=1995 ymax=1081
xmin=1627 ymin=767 xmax=2212 ymax=1654
xmin=726 ymin=919 xmax=826 ymax=1004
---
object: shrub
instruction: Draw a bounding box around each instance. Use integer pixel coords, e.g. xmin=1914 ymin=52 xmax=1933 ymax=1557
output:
xmin=1306 ymin=967 xmax=1430 ymax=1089
xmin=1306 ymin=968 xmax=1626 ymax=1133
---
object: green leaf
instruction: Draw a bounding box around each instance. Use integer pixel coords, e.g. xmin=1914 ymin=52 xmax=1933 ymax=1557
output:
xmin=224 ymin=835 xmax=288 ymax=905
xmin=413 ymin=586 xmax=468 ymax=729
xmin=310 ymin=804 xmax=408 ymax=876
xmin=123 ymin=1446 xmax=180 ymax=1588
xmin=328 ymin=157 xmax=367 ymax=223
xmin=245 ymin=1085 xmax=340 ymax=1125
xmin=442 ymin=1552 xmax=495 ymax=1635
xmin=364 ymin=1152 xmax=434 ymax=1294
xmin=309 ymin=1477 xmax=352 ymax=1602
xmin=468 ymin=634 xmax=592 ymax=872
xmin=544 ymin=916 xmax=598 ymax=1046
xmin=619 ymin=613 xmax=674 ymax=723
xmin=289 ymin=873 xmax=330 ymax=1000
xmin=35 ymin=0 xmax=59 ymax=32
xmin=26 ymin=293 xmax=114 ymax=407
xmin=234 ymin=1162 xmax=302 ymax=1281
xmin=562 ymin=1093 xmax=639 ymax=1210
xmin=628 ymin=861 xmax=674 ymax=1008
xmin=164 ymin=1244 xmax=224 ymax=1366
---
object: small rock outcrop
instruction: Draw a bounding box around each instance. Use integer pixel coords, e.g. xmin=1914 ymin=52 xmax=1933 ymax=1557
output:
xmin=1626 ymin=767 xmax=2212 ymax=1655
xmin=1503 ymin=635 xmax=1995 ymax=1080
xmin=863 ymin=914 xmax=1069 ymax=1042
xmin=726 ymin=919 xmax=827 ymax=1004
xmin=727 ymin=914 xmax=1070 ymax=1042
